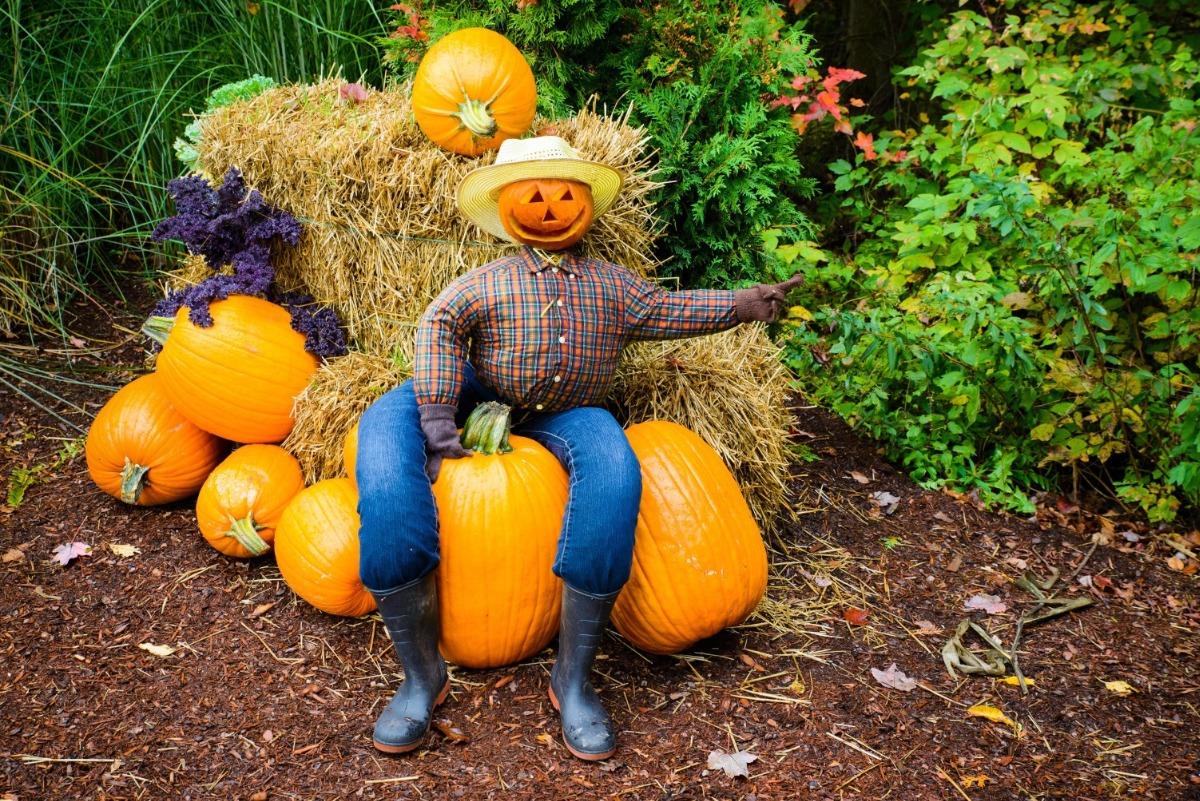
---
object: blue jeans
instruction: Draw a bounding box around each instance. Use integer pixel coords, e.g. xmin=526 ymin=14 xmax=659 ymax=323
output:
xmin=355 ymin=365 xmax=642 ymax=597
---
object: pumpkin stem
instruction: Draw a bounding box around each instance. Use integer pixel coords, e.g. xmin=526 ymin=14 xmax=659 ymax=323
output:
xmin=141 ymin=315 xmax=175 ymax=346
xmin=454 ymin=98 xmax=498 ymax=139
xmin=119 ymin=457 xmax=150 ymax=504
xmin=227 ymin=515 xmax=271 ymax=557
xmin=460 ymin=402 xmax=514 ymax=455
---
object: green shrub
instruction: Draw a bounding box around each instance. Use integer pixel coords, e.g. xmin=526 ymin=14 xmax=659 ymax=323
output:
xmin=382 ymin=1 xmax=817 ymax=286
xmin=783 ymin=0 xmax=1200 ymax=519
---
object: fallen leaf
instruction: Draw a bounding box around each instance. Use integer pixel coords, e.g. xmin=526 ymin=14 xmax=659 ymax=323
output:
xmin=843 ymin=607 xmax=869 ymax=626
xmin=107 ymin=542 xmax=140 ymax=558
xmin=52 ymin=541 xmax=91 ymax=566
xmin=789 ymin=676 xmax=806 ymax=695
xmin=707 ymin=749 xmax=758 ymax=778
xmin=249 ymin=601 xmax=277 ymax=617
xmin=965 ymin=594 xmax=1008 ymax=615
xmin=492 ymin=674 xmax=515 ymax=691
xmin=967 ymin=703 xmax=1018 ymax=730
xmin=932 ymin=510 xmax=954 ymax=524
xmin=1167 ymin=556 xmax=1186 ymax=571
xmin=946 ymin=554 xmax=962 ymax=573
xmin=961 ymin=774 xmax=991 ymax=788
xmin=535 ymin=732 xmax=554 ymax=747
xmin=870 ymin=663 xmax=917 ymax=692
xmin=68 ymin=335 xmax=87 ymax=348
xmin=738 ymin=652 xmax=766 ymax=672
xmin=249 ymin=791 xmax=268 ymax=801
xmin=1103 ymin=679 xmax=1135 ymax=696
xmin=2 ymin=547 xmax=25 ymax=563
xmin=849 ymin=470 xmax=871 ymax=484
xmin=914 ymin=619 xmax=941 ymax=634
xmin=432 ymin=719 xmax=470 ymax=743
xmin=138 ymin=642 xmax=176 ymax=658
xmin=339 ymin=82 xmax=369 ymax=103
xmin=870 ymin=490 xmax=901 ymax=514
xmin=1000 ymin=676 xmax=1036 ymax=687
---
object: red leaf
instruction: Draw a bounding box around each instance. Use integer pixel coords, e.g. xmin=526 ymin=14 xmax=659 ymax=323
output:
xmin=791 ymin=75 xmax=811 ymax=90
xmin=843 ymin=607 xmax=869 ymax=626
xmin=853 ymin=130 xmax=878 ymax=161
xmin=816 ymin=89 xmax=843 ymax=119
xmin=826 ymin=67 xmax=866 ymax=84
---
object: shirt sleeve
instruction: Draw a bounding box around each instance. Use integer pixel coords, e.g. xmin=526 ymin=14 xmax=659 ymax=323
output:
xmin=413 ymin=272 xmax=483 ymax=407
xmin=621 ymin=267 xmax=739 ymax=342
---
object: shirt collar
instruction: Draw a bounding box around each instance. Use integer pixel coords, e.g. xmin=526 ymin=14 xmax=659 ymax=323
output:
xmin=520 ymin=246 xmax=581 ymax=275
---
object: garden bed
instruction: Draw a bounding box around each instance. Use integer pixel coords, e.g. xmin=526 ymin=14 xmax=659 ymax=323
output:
xmin=1 ymin=292 xmax=1197 ymax=800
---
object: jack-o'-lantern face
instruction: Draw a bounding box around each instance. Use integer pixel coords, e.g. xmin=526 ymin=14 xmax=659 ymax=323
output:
xmin=497 ymin=178 xmax=594 ymax=250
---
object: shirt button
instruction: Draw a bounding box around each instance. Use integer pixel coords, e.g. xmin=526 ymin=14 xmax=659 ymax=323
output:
xmin=556 ymin=299 xmax=564 ymax=307
xmin=558 ymin=336 xmax=566 ymax=344
xmin=553 ymin=375 xmax=561 ymax=383
xmin=552 ymin=267 xmax=559 ymax=274
xmin=535 ymin=404 xmax=544 ymax=410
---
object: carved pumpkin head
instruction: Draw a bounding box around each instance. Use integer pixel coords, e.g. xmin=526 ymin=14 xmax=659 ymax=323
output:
xmin=497 ymin=178 xmax=594 ymax=250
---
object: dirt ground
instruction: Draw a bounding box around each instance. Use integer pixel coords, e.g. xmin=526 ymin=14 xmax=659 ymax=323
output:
xmin=2 ymin=292 xmax=1198 ymax=801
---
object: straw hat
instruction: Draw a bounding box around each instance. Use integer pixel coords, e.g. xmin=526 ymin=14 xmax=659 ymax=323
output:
xmin=457 ymin=136 xmax=623 ymax=241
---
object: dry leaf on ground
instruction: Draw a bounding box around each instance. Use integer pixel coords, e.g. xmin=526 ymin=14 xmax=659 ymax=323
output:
xmin=108 ymin=543 xmax=140 ymax=557
xmin=707 ymin=749 xmax=758 ymax=778
xmin=870 ymin=663 xmax=917 ymax=691
xmin=51 ymin=541 xmax=91 ymax=566
xmin=1103 ymin=679 xmax=1135 ymax=695
xmin=965 ymin=594 xmax=1008 ymax=615
xmin=138 ymin=642 xmax=177 ymax=658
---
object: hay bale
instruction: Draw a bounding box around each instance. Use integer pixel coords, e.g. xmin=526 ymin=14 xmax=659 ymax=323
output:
xmin=610 ymin=326 xmax=795 ymax=533
xmin=196 ymin=81 xmax=662 ymax=354
xmin=283 ymin=327 xmax=794 ymax=532
xmin=283 ymin=350 xmax=410 ymax=483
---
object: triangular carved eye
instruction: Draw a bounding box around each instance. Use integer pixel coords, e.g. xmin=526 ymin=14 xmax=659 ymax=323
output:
xmin=528 ymin=189 xmax=544 ymax=203
xmin=561 ymin=187 xmax=574 ymax=201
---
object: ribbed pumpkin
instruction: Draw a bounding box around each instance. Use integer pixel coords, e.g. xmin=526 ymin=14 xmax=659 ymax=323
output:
xmin=146 ymin=295 xmax=318 ymax=444
xmin=343 ymin=421 xmax=359 ymax=483
xmin=274 ymin=478 xmax=376 ymax=616
xmin=612 ymin=421 xmax=768 ymax=655
xmin=196 ymin=445 xmax=305 ymax=558
xmin=433 ymin=402 xmax=567 ymax=668
xmin=411 ymin=27 xmax=536 ymax=156
xmin=86 ymin=374 xmax=225 ymax=505
xmin=498 ymin=178 xmax=595 ymax=251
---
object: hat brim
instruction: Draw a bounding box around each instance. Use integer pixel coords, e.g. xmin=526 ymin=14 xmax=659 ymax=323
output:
xmin=457 ymin=159 xmax=623 ymax=242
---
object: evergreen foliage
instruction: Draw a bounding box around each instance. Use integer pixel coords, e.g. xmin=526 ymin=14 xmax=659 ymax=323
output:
xmin=382 ymin=1 xmax=817 ymax=286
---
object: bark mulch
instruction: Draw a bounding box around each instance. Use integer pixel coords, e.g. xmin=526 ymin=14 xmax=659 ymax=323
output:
xmin=1 ymin=293 xmax=1197 ymax=800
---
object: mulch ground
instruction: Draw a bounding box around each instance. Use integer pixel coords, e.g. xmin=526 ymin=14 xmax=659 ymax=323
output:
xmin=2 ymin=292 xmax=1198 ymax=801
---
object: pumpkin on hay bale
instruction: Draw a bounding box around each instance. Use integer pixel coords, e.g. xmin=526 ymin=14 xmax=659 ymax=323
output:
xmin=194 ymin=81 xmax=662 ymax=355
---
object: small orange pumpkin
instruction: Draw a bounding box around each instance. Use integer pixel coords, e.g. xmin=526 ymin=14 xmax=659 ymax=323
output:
xmin=147 ymin=295 xmax=318 ymax=444
xmin=498 ymin=178 xmax=594 ymax=251
xmin=411 ymin=27 xmax=537 ymax=156
xmin=86 ymin=374 xmax=225 ymax=505
xmin=433 ymin=402 xmax=568 ymax=668
xmin=274 ymin=478 xmax=376 ymax=617
xmin=196 ymin=445 xmax=305 ymax=558
xmin=611 ymin=421 xmax=768 ymax=655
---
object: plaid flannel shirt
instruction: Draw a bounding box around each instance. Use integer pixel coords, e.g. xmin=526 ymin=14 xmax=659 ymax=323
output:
xmin=414 ymin=247 xmax=738 ymax=412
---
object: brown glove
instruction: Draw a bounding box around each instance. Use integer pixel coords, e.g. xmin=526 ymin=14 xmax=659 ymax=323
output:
xmin=733 ymin=273 xmax=805 ymax=323
xmin=418 ymin=403 xmax=470 ymax=482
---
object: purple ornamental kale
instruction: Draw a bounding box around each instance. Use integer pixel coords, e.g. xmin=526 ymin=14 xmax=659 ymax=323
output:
xmin=152 ymin=166 xmax=301 ymax=285
xmin=151 ymin=273 xmax=263 ymax=328
xmin=273 ymin=290 xmax=349 ymax=360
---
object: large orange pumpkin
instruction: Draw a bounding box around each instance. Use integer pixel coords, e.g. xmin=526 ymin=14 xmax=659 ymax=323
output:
xmin=86 ymin=373 xmax=225 ymax=505
xmin=411 ymin=27 xmax=536 ymax=156
xmin=196 ymin=445 xmax=305 ymax=558
xmin=498 ymin=178 xmax=594 ymax=251
xmin=148 ymin=295 xmax=318 ymax=444
xmin=433 ymin=402 xmax=567 ymax=668
xmin=612 ymin=421 xmax=768 ymax=655
xmin=274 ymin=478 xmax=376 ymax=616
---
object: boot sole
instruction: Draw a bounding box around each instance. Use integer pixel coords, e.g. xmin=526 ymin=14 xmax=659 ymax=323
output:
xmin=373 ymin=679 xmax=451 ymax=754
xmin=547 ymin=685 xmax=616 ymax=761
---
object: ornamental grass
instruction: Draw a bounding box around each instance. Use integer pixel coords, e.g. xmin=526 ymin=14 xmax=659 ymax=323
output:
xmin=190 ymin=79 xmax=796 ymax=530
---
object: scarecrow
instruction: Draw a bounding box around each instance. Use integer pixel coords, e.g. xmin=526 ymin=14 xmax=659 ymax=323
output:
xmin=356 ymin=136 xmax=801 ymax=760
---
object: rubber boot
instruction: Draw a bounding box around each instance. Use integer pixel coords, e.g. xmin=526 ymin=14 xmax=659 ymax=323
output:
xmin=548 ymin=584 xmax=618 ymax=761
xmin=370 ymin=573 xmax=449 ymax=754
